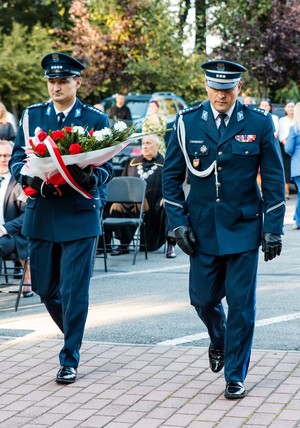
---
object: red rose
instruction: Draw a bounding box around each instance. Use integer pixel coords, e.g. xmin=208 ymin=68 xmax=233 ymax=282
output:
xmin=69 ymin=143 xmax=83 ymax=155
xmin=38 ymin=131 xmax=48 ymax=142
xmin=64 ymin=126 xmax=72 ymax=133
xmin=35 ymin=143 xmax=48 ymax=156
xmin=51 ymin=130 xmax=65 ymax=141
xmin=88 ymin=130 xmax=94 ymax=136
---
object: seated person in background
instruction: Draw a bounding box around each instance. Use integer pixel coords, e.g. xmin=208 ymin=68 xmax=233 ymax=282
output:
xmin=108 ymin=93 xmax=132 ymax=123
xmin=108 ymin=134 xmax=176 ymax=258
xmin=0 ymin=140 xmax=31 ymax=297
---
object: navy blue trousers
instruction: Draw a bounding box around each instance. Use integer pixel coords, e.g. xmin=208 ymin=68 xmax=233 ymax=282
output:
xmin=190 ymin=249 xmax=259 ymax=382
xmin=0 ymin=235 xmax=16 ymax=276
xmin=29 ymin=237 xmax=96 ymax=368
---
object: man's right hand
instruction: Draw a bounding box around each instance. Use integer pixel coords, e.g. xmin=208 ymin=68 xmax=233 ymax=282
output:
xmin=23 ymin=176 xmax=59 ymax=197
xmin=174 ymin=225 xmax=197 ymax=255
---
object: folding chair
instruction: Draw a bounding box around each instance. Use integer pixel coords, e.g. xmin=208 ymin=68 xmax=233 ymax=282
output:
xmin=1 ymin=252 xmax=30 ymax=311
xmin=101 ymin=176 xmax=148 ymax=271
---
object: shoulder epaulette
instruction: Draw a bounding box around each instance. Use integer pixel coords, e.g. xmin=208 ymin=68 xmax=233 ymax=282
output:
xmin=244 ymin=105 xmax=268 ymax=116
xmin=27 ymin=101 xmax=49 ymax=110
xmin=82 ymin=104 xmax=105 ymax=115
xmin=179 ymin=104 xmax=202 ymax=115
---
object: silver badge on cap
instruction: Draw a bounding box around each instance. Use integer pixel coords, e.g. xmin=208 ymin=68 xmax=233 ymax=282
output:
xmin=52 ymin=53 xmax=59 ymax=62
xmin=217 ymin=63 xmax=225 ymax=71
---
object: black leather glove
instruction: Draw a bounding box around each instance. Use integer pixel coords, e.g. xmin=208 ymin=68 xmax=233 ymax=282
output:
xmin=262 ymin=232 xmax=282 ymax=262
xmin=67 ymin=164 xmax=95 ymax=190
xmin=23 ymin=176 xmax=59 ymax=197
xmin=174 ymin=225 xmax=197 ymax=255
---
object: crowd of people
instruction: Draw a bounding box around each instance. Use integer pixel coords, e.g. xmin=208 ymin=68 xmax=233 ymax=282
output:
xmin=0 ymin=51 xmax=298 ymax=398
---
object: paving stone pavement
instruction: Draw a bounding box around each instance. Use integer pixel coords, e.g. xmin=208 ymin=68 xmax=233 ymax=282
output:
xmin=0 ymin=193 xmax=299 ymax=427
xmin=0 ymin=336 xmax=300 ymax=427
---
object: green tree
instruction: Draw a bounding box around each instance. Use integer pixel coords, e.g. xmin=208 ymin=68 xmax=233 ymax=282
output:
xmin=207 ymin=0 xmax=300 ymax=100
xmin=194 ymin=0 xmax=206 ymax=53
xmin=56 ymin=0 xmax=206 ymax=104
xmin=0 ymin=0 xmax=72 ymax=34
xmin=0 ymin=23 xmax=53 ymax=115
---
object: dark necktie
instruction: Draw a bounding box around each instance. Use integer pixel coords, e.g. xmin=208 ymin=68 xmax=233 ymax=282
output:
xmin=218 ymin=113 xmax=227 ymax=137
xmin=0 ymin=176 xmax=4 ymax=186
xmin=57 ymin=112 xmax=65 ymax=125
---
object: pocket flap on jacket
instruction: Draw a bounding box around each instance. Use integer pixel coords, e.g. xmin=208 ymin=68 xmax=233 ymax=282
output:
xmin=240 ymin=201 xmax=262 ymax=219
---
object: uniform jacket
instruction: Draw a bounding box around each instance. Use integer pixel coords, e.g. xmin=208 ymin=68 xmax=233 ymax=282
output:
xmin=9 ymin=98 xmax=114 ymax=242
xmin=3 ymin=177 xmax=28 ymax=259
xmin=285 ymin=126 xmax=300 ymax=179
xmin=162 ymin=100 xmax=285 ymax=256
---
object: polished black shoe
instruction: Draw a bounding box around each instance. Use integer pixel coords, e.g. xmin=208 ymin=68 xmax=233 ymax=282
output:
xmin=56 ymin=366 xmax=77 ymax=384
xmin=111 ymin=246 xmax=129 ymax=256
xmin=224 ymin=381 xmax=246 ymax=399
xmin=166 ymin=244 xmax=176 ymax=258
xmin=23 ymin=290 xmax=34 ymax=298
xmin=208 ymin=343 xmax=224 ymax=373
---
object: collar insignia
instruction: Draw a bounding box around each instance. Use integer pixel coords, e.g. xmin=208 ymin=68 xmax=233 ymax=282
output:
xmin=237 ymin=111 xmax=244 ymax=121
xmin=201 ymin=111 xmax=208 ymax=121
xmin=74 ymin=108 xmax=81 ymax=118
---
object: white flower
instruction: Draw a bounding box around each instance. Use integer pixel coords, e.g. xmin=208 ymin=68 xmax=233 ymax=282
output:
xmin=72 ymin=126 xmax=85 ymax=135
xmin=114 ymin=121 xmax=127 ymax=132
xmin=93 ymin=128 xmax=112 ymax=142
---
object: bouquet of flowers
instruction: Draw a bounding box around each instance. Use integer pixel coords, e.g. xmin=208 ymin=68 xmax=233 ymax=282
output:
xmin=20 ymin=121 xmax=141 ymax=198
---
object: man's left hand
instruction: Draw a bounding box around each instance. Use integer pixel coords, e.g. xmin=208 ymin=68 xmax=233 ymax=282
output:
xmin=262 ymin=233 xmax=282 ymax=261
xmin=67 ymin=165 xmax=95 ymax=190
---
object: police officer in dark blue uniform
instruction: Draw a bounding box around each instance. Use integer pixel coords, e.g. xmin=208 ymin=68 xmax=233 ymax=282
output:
xmin=9 ymin=52 xmax=114 ymax=384
xmin=162 ymin=60 xmax=285 ymax=399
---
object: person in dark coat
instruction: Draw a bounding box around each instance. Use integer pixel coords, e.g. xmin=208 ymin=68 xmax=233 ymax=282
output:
xmin=108 ymin=93 xmax=132 ymax=123
xmin=162 ymin=60 xmax=285 ymax=399
xmin=9 ymin=52 xmax=114 ymax=384
xmin=108 ymin=134 xmax=176 ymax=256
xmin=0 ymin=140 xmax=30 ymax=294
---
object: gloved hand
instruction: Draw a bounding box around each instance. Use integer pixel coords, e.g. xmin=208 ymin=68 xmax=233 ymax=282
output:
xmin=174 ymin=225 xmax=197 ymax=256
xmin=67 ymin=164 xmax=95 ymax=190
xmin=23 ymin=176 xmax=59 ymax=197
xmin=262 ymin=232 xmax=282 ymax=262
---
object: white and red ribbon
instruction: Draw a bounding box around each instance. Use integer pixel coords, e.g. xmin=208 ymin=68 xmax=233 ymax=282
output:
xmin=36 ymin=128 xmax=93 ymax=199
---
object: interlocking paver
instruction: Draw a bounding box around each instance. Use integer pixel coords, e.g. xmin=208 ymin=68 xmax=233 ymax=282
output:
xmin=1 ymin=339 xmax=300 ymax=427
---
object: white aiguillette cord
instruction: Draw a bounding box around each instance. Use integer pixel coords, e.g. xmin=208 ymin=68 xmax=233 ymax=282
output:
xmin=177 ymin=114 xmax=220 ymax=197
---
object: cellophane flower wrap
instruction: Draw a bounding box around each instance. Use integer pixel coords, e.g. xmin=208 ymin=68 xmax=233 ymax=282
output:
xmin=20 ymin=121 xmax=141 ymax=197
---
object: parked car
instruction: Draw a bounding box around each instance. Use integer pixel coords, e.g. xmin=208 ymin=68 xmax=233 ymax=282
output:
xmin=271 ymin=104 xmax=285 ymax=119
xmin=99 ymin=92 xmax=188 ymax=175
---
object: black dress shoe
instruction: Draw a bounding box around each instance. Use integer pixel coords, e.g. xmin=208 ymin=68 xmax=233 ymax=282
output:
xmin=208 ymin=343 xmax=224 ymax=373
xmin=23 ymin=290 xmax=34 ymax=298
xmin=56 ymin=366 xmax=77 ymax=384
xmin=111 ymin=246 xmax=129 ymax=256
xmin=224 ymin=381 xmax=246 ymax=399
